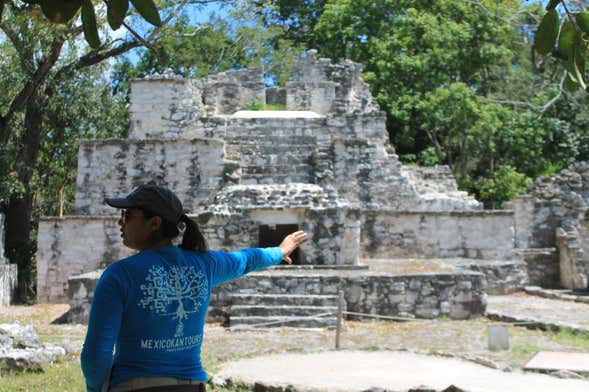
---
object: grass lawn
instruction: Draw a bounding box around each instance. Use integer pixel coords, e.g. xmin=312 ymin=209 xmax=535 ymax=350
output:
xmin=0 ymin=353 xmax=85 ymax=392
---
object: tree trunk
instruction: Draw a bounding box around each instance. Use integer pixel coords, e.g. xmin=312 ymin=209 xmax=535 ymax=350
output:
xmin=5 ymin=86 xmax=44 ymax=303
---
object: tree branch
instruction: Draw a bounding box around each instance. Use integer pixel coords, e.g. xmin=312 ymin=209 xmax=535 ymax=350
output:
xmin=0 ymin=22 xmax=35 ymax=73
xmin=0 ymin=35 xmax=65 ymax=145
xmin=122 ymin=20 xmax=165 ymax=66
xmin=486 ymin=98 xmax=540 ymax=111
xmin=486 ymin=71 xmax=567 ymax=115
xmin=55 ymin=0 xmax=193 ymax=78
xmin=541 ymin=71 xmax=567 ymax=114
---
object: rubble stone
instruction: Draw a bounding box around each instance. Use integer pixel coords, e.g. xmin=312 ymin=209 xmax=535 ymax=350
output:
xmin=0 ymin=322 xmax=66 ymax=374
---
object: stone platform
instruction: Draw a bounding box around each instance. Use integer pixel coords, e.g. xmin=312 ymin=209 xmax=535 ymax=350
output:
xmin=61 ymin=257 xmax=530 ymax=327
xmin=362 ymin=258 xmax=528 ymax=295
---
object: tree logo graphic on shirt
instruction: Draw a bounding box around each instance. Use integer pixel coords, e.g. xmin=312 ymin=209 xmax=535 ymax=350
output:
xmin=138 ymin=265 xmax=208 ymax=337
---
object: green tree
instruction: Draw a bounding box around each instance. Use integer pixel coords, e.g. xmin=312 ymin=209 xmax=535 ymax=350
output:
xmin=0 ymin=0 xmax=192 ymax=302
xmin=476 ymin=165 xmax=532 ymax=208
xmin=113 ymin=1 xmax=303 ymax=88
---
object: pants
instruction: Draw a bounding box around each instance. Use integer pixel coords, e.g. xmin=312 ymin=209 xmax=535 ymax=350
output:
xmin=128 ymin=385 xmax=206 ymax=392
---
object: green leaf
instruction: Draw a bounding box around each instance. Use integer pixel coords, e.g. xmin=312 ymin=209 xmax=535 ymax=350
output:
xmin=546 ymin=0 xmax=561 ymax=10
xmin=107 ymin=0 xmax=129 ymax=30
xmin=575 ymin=12 xmax=589 ymax=35
xmin=39 ymin=0 xmax=82 ymax=23
xmin=81 ymin=0 xmax=100 ymax=49
xmin=564 ymin=74 xmax=579 ymax=91
xmin=534 ymin=10 xmax=559 ymax=55
xmin=130 ymin=0 xmax=161 ymax=27
xmin=573 ymin=35 xmax=586 ymax=89
xmin=558 ymin=20 xmax=575 ymax=59
xmin=0 ymin=1 xmax=4 ymax=23
xmin=564 ymin=32 xmax=587 ymax=90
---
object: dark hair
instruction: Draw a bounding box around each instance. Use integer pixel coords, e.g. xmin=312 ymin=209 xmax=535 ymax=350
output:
xmin=141 ymin=208 xmax=207 ymax=252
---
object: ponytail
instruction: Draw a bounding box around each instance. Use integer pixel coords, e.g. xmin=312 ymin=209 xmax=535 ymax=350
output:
xmin=180 ymin=214 xmax=207 ymax=252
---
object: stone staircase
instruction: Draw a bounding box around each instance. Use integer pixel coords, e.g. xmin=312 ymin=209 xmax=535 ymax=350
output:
xmin=228 ymin=293 xmax=340 ymax=329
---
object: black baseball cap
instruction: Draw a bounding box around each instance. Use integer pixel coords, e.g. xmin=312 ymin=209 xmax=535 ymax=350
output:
xmin=105 ymin=182 xmax=184 ymax=224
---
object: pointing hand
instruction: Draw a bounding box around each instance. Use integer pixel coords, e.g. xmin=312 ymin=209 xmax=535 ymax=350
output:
xmin=279 ymin=230 xmax=308 ymax=264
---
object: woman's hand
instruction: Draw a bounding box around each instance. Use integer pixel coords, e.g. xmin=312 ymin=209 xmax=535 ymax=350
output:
xmin=279 ymin=230 xmax=307 ymax=264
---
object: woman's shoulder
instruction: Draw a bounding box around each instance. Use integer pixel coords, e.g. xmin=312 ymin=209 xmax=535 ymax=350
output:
xmin=105 ymin=250 xmax=162 ymax=273
xmin=179 ymin=247 xmax=215 ymax=262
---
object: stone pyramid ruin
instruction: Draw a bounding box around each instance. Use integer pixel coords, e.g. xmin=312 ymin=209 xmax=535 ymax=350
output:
xmin=33 ymin=51 xmax=589 ymax=327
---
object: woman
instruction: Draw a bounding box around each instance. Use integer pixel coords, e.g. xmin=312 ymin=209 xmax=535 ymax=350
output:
xmin=80 ymin=182 xmax=306 ymax=392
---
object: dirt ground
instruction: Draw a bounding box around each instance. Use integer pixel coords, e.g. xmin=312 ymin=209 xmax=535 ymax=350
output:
xmin=1 ymin=301 xmax=588 ymax=377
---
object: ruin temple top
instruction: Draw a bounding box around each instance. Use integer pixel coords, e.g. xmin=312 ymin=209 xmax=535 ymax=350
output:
xmin=75 ymin=50 xmax=480 ymax=218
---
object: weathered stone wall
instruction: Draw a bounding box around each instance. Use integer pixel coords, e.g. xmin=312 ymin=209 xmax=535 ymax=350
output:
xmin=52 ymin=269 xmax=489 ymax=322
xmin=0 ymin=214 xmax=17 ymax=306
xmin=209 ymin=184 xmax=339 ymax=212
xmin=205 ymin=67 xmax=265 ymax=115
xmin=580 ymin=218 xmax=589 ymax=278
xmin=286 ymin=81 xmax=337 ymax=115
xmin=75 ymin=138 xmax=225 ymax=216
xmin=556 ymin=224 xmax=587 ymax=289
xmin=512 ymin=162 xmax=589 ymax=289
xmin=212 ymin=272 xmax=487 ymax=320
xmin=332 ymin=138 xmax=418 ymax=209
xmin=265 ymin=87 xmax=286 ymax=106
xmin=361 ymin=210 xmax=515 ymax=260
xmin=286 ymin=50 xmax=380 ymax=115
xmin=129 ymin=75 xmax=205 ymax=140
xmin=401 ymin=166 xmax=482 ymax=211
xmin=343 ymin=273 xmax=486 ymax=319
xmin=402 ymin=166 xmax=459 ymax=194
xmin=219 ymin=117 xmax=327 ymax=185
xmin=36 ymin=217 xmax=134 ymax=303
xmin=514 ymin=248 xmax=559 ymax=288
xmin=459 ymin=260 xmax=528 ymax=294
xmin=37 ymin=207 xmax=361 ymax=302
xmin=512 ymin=197 xmax=565 ymax=249
xmin=198 ymin=207 xmax=360 ymax=266
xmin=129 ymin=69 xmax=265 ymax=140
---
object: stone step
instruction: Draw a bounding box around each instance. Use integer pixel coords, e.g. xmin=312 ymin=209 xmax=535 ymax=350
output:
xmin=222 ymin=275 xmax=341 ymax=295
xmin=230 ymin=305 xmax=337 ymax=317
xmin=229 ymin=293 xmax=338 ymax=307
xmin=229 ymin=316 xmax=337 ymax=329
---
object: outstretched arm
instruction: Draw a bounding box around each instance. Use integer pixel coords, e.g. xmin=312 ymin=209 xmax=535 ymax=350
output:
xmin=208 ymin=230 xmax=307 ymax=286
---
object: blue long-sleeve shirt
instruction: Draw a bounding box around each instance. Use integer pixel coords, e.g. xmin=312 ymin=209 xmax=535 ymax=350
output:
xmin=80 ymin=246 xmax=284 ymax=392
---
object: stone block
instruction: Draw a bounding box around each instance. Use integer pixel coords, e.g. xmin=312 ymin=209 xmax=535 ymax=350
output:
xmin=487 ymin=324 xmax=509 ymax=350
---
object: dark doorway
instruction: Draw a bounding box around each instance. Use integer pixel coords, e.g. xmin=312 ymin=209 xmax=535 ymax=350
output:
xmin=259 ymin=224 xmax=301 ymax=264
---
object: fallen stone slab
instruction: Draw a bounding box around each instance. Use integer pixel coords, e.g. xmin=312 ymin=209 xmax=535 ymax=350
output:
xmin=524 ymin=286 xmax=589 ymax=304
xmin=486 ymin=294 xmax=589 ymax=333
xmin=215 ymin=350 xmax=589 ymax=392
xmin=485 ymin=310 xmax=589 ymax=334
xmin=525 ymin=351 xmax=589 ymax=373
xmin=51 ymin=301 xmax=91 ymax=325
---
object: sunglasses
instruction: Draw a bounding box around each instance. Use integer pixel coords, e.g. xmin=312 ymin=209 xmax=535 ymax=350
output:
xmin=120 ymin=209 xmax=133 ymax=225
